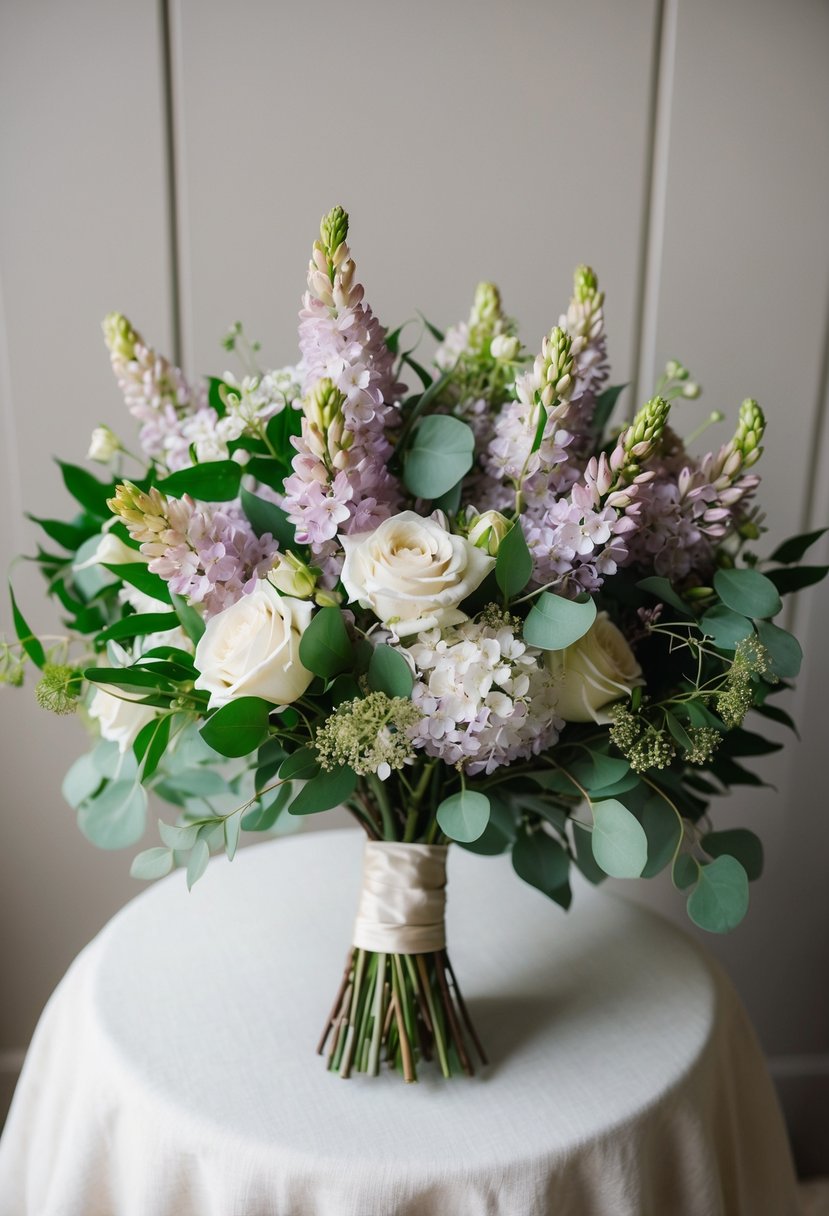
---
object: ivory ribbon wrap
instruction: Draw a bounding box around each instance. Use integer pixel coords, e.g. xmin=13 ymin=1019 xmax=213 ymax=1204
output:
xmin=352 ymin=842 xmax=448 ymax=954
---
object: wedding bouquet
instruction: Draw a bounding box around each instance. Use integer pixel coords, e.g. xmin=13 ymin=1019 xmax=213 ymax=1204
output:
xmin=4 ymin=206 xmax=825 ymax=1081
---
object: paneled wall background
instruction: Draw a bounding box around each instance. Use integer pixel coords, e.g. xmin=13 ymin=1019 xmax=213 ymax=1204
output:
xmin=1 ymin=0 xmax=828 ymax=1168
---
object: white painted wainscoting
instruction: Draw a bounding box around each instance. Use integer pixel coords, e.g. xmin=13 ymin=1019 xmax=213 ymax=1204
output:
xmin=1 ymin=0 xmax=828 ymax=1171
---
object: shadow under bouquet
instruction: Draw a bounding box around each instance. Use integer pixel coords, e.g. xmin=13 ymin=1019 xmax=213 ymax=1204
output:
xmin=5 ymin=206 xmax=826 ymax=1082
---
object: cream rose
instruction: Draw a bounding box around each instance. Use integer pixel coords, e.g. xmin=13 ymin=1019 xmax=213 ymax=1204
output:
xmin=194 ymin=583 xmax=314 ymax=709
xmin=88 ymin=687 xmax=157 ymax=753
xmin=340 ymin=511 xmax=495 ymax=637
xmin=545 ymin=612 xmax=644 ymax=723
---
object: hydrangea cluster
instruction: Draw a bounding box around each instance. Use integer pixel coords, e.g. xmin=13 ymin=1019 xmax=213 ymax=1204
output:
xmin=108 ymin=483 xmax=277 ymax=617
xmin=407 ymin=612 xmax=563 ymax=775
xmin=284 ymin=207 xmax=404 ymax=558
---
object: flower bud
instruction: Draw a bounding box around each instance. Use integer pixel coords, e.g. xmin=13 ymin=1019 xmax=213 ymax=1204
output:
xmin=268 ymin=551 xmax=318 ymax=599
xmin=466 ymin=510 xmax=511 ymax=556
xmin=87 ymin=425 xmax=121 ymax=463
xmin=490 ymin=334 xmax=520 ymax=362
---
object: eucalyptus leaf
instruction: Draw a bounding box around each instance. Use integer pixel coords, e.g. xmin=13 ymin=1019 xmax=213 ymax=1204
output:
xmin=571 ymin=821 xmax=607 ymax=884
xmin=403 ymin=416 xmax=475 ymax=499
xmin=130 ymin=847 xmax=174 ymax=880
xmin=686 ymin=856 xmax=749 ymax=933
xmin=700 ymin=605 xmax=753 ymax=650
xmin=368 ymin=645 xmax=414 ymax=697
xmin=767 ymin=565 xmax=829 ymax=595
xmin=702 ymin=828 xmax=763 ymax=881
xmin=279 ymin=747 xmax=321 ymax=782
xmin=571 ymin=752 xmax=630 ymax=792
xmin=640 ymin=795 xmax=682 ymax=877
xmin=590 ymin=798 xmax=648 ymax=878
xmin=458 ymin=794 xmax=516 ymax=856
xmin=714 ymin=568 xmax=781 ymax=620
xmin=755 ymin=619 xmax=802 ymax=678
xmin=77 ymin=781 xmax=148 ymax=850
xmin=673 ymin=853 xmax=699 ymax=890
xmin=61 ymin=753 xmax=103 ymax=809
xmin=512 ymin=829 xmax=570 ymax=899
xmin=186 ymin=838 xmax=211 ymax=890
xmin=436 ymin=789 xmax=490 ymax=842
xmin=224 ymin=812 xmax=242 ymax=861
xmin=158 ymin=820 xmax=201 ymax=850
xmin=523 ymin=592 xmax=597 ymax=651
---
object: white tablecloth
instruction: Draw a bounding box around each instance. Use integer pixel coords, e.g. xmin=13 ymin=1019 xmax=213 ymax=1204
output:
xmin=0 ymin=829 xmax=798 ymax=1215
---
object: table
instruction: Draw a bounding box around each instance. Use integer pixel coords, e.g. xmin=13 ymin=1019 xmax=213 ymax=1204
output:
xmin=0 ymin=829 xmax=799 ymax=1215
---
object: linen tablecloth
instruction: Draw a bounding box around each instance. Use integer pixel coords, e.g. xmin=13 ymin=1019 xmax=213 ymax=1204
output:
xmin=0 ymin=829 xmax=798 ymax=1215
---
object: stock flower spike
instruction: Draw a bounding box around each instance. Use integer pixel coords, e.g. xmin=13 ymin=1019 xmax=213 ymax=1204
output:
xmin=4 ymin=204 xmax=825 ymax=1082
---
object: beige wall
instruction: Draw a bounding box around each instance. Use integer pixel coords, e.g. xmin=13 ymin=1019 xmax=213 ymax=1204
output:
xmin=1 ymin=0 xmax=828 ymax=1166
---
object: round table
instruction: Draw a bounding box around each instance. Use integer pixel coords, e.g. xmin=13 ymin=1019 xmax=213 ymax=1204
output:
xmin=0 ymin=829 xmax=798 ymax=1215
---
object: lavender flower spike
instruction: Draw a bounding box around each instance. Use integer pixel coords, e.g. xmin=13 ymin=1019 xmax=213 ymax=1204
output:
xmin=285 ymin=207 xmax=404 ymax=559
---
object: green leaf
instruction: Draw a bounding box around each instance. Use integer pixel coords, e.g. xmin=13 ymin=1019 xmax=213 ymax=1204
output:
xmin=156 ymin=460 xmax=242 ymax=502
xmin=714 ymin=568 xmax=781 ymax=620
xmin=133 ymin=713 xmax=172 ymax=780
xmin=570 ymin=751 xmax=630 ymax=793
xmin=640 ymin=795 xmax=682 ymax=877
xmin=403 ymin=416 xmax=475 ymax=499
xmin=279 ymin=747 xmax=321 ymax=781
xmin=719 ymin=727 xmax=782 ymax=757
xmin=523 ymin=591 xmax=597 ymax=651
xmin=85 ymin=666 xmax=172 ymax=694
xmin=673 ymin=853 xmax=699 ymax=890
xmin=130 ymin=847 xmax=174 ymax=880
xmin=186 ymin=837 xmax=211 ymax=890
xmin=702 ymin=828 xmax=764 ymax=881
xmin=755 ymin=619 xmax=802 ymax=678
xmin=512 ymin=829 xmax=570 ymax=899
xmin=766 ymin=565 xmax=829 ymax=595
xmin=171 ymin=593 xmax=206 ymax=644
xmin=159 ymin=820 xmax=201 ymax=849
xmin=61 ymin=753 xmax=103 ymax=809
xmin=590 ymin=798 xmax=648 ymax=878
xmin=752 ymin=702 xmax=798 ymax=734
xmin=436 ymin=789 xmax=490 ymax=843
xmin=367 ymin=645 xmax=414 ymax=698
xmin=104 ymin=563 xmax=172 ymax=604
xmin=288 ymin=765 xmax=357 ymax=815
xmin=636 ymin=576 xmax=692 ymax=616
xmin=246 ymin=456 xmax=288 ymax=492
xmin=28 ymin=514 xmax=100 ymax=552
xmin=58 ymin=461 xmax=114 ymax=518
xmin=224 ymin=811 xmax=241 ymax=861
xmin=432 ymin=478 xmax=463 ymax=516
xmin=700 ymin=605 xmax=753 ymax=650
xmin=687 ymin=856 xmax=749 ymax=933
xmin=529 ymin=398 xmax=548 ymax=455
xmin=77 ymin=781 xmax=148 ymax=849
xmin=495 ymin=521 xmax=533 ymax=599
xmin=241 ymin=784 xmax=293 ymax=832
xmin=298 ymin=606 xmax=351 ymax=679
xmin=329 ymin=673 xmax=362 ymax=706
xmin=591 ymin=383 xmax=628 ymax=437
xmin=97 ymin=612 xmax=180 ymax=644
xmin=200 ymin=697 xmax=272 ymax=758
xmin=458 ymin=794 xmax=516 ymax=856
xmin=9 ymin=583 xmax=46 ymax=669
xmin=240 ymin=488 xmax=296 ymax=547
xmin=571 ymin=821 xmax=607 ymax=884
xmin=769 ymin=527 xmax=827 ymax=564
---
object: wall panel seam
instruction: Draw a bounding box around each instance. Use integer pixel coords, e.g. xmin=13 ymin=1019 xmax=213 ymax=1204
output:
xmin=632 ymin=0 xmax=678 ymax=415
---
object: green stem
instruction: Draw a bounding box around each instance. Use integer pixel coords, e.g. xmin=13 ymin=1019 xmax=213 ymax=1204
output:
xmin=367 ymin=773 xmax=397 ymax=841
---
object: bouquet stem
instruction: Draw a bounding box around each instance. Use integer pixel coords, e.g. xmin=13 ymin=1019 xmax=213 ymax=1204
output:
xmin=318 ymin=947 xmax=486 ymax=1082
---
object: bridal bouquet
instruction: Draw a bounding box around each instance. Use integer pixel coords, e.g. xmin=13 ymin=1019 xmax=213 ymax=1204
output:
xmin=4 ymin=206 xmax=825 ymax=1081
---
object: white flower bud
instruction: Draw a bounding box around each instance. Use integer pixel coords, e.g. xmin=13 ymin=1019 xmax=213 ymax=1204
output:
xmin=268 ymin=551 xmax=317 ymax=599
xmin=490 ymin=334 xmax=520 ymax=362
xmin=87 ymin=425 xmax=120 ymax=463
xmin=467 ymin=510 xmax=511 ymax=556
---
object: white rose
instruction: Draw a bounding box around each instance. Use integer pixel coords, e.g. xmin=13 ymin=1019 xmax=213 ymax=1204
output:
xmin=340 ymin=511 xmax=495 ymax=638
xmin=193 ymin=583 xmax=314 ymax=709
xmin=545 ymin=612 xmax=644 ymax=723
xmin=88 ymin=687 xmax=156 ymax=753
